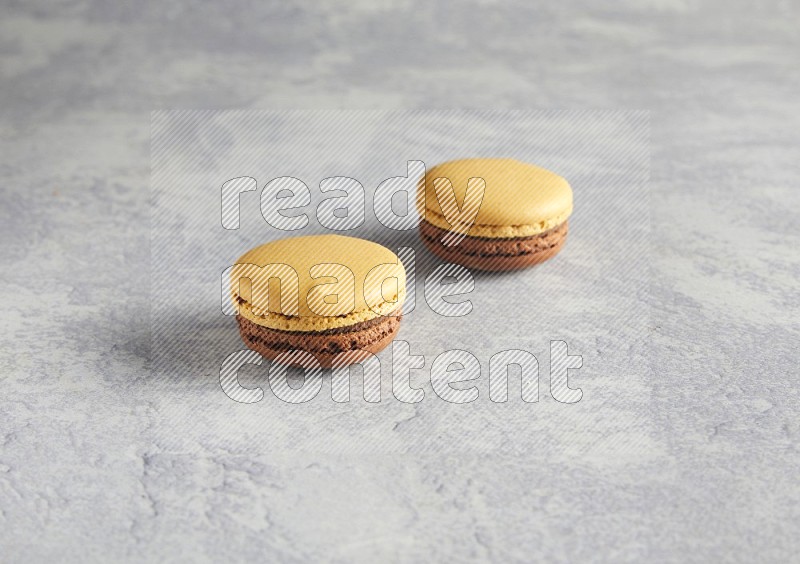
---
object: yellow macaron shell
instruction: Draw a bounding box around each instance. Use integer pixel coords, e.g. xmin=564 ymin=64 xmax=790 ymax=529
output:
xmin=419 ymin=158 xmax=573 ymax=238
xmin=231 ymin=234 xmax=406 ymax=332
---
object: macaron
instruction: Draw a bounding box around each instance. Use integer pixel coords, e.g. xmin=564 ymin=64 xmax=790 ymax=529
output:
xmin=418 ymin=158 xmax=573 ymax=271
xmin=231 ymin=234 xmax=405 ymax=368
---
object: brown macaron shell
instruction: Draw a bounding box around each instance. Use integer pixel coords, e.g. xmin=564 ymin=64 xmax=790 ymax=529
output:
xmin=419 ymin=219 xmax=568 ymax=272
xmin=236 ymin=311 xmax=402 ymax=368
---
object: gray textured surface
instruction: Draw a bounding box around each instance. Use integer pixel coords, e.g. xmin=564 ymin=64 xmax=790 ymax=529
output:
xmin=1 ymin=1 xmax=799 ymax=562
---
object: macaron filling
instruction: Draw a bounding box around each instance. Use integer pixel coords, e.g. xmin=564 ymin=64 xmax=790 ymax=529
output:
xmin=421 ymin=219 xmax=568 ymax=258
xmin=234 ymin=285 xmax=405 ymax=333
xmin=422 ymin=207 xmax=572 ymax=239
xmin=236 ymin=310 xmax=402 ymax=357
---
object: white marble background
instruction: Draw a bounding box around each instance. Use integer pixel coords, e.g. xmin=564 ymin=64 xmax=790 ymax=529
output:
xmin=1 ymin=1 xmax=798 ymax=562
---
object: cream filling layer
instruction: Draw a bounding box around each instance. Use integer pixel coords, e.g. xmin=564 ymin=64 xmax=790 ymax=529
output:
xmin=423 ymin=207 xmax=572 ymax=239
xmin=234 ymin=286 xmax=406 ymax=332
